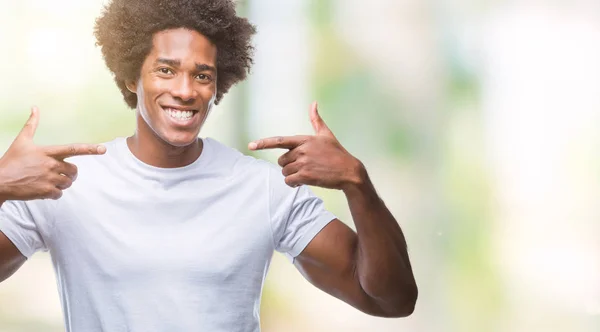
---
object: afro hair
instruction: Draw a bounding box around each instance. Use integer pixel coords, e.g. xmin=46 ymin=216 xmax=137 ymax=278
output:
xmin=94 ymin=0 xmax=256 ymax=108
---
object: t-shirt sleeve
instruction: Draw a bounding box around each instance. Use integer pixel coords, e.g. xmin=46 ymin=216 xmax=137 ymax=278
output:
xmin=0 ymin=200 xmax=49 ymax=258
xmin=268 ymin=164 xmax=337 ymax=262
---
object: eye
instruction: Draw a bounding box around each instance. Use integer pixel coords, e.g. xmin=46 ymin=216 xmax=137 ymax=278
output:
xmin=195 ymin=74 xmax=212 ymax=81
xmin=158 ymin=68 xmax=173 ymax=75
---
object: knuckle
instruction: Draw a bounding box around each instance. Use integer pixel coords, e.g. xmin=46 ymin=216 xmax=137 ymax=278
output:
xmin=296 ymin=157 xmax=307 ymax=167
xmin=45 ymin=158 xmax=59 ymax=170
xmin=69 ymin=145 xmax=77 ymax=155
xmin=275 ymin=136 xmax=284 ymax=144
xmin=297 ymin=168 xmax=312 ymax=179
xmin=42 ymin=185 xmax=56 ymax=196
xmin=297 ymin=169 xmax=307 ymax=178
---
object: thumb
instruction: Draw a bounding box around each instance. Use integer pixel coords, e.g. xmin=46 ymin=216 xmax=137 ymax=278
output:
xmin=309 ymin=101 xmax=333 ymax=136
xmin=17 ymin=106 xmax=40 ymax=141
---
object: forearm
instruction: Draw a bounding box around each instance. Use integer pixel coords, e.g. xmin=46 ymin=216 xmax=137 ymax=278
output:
xmin=343 ymin=164 xmax=417 ymax=313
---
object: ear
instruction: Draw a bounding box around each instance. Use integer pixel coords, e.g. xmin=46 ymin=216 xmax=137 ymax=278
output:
xmin=125 ymin=80 xmax=137 ymax=94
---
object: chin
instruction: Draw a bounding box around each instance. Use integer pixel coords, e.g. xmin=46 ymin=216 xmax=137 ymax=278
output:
xmin=160 ymin=132 xmax=200 ymax=148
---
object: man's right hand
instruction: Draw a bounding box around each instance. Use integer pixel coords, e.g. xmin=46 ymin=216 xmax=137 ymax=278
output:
xmin=0 ymin=107 xmax=106 ymax=203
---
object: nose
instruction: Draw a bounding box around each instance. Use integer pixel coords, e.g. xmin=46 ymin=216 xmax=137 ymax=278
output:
xmin=171 ymin=75 xmax=197 ymax=103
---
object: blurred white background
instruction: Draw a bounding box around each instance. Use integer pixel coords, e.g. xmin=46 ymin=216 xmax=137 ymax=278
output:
xmin=0 ymin=0 xmax=599 ymax=331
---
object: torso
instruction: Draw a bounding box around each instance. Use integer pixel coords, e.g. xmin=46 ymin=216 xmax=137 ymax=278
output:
xmin=47 ymin=137 xmax=274 ymax=332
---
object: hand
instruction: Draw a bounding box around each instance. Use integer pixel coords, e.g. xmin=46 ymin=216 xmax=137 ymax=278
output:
xmin=248 ymin=102 xmax=365 ymax=190
xmin=0 ymin=107 xmax=106 ymax=201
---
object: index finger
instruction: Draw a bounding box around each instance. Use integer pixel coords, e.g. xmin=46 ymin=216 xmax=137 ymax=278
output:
xmin=248 ymin=135 xmax=310 ymax=151
xmin=44 ymin=144 xmax=107 ymax=159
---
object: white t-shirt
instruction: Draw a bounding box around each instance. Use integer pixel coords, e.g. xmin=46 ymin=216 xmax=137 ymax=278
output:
xmin=0 ymin=137 xmax=336 ymax=332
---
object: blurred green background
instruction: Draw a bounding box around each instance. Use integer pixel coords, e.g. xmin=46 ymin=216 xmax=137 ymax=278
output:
xmin=1 ymin=0 xmax=599 ymax=331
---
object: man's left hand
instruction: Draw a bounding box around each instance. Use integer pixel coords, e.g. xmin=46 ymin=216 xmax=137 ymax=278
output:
xmin=248 ymin=102 xmax=365 ymax=190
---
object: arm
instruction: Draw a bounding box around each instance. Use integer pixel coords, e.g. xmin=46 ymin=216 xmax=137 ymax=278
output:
xmin=250 ymin=102 xmax=417 ymax=317
xmin=295 ymin=169 xmax=417 ymax=317
xmin=0 ymin=231 xmax=26 ymax=283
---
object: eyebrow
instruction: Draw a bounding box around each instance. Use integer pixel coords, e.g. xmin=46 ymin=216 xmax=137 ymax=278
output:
xmin=155 ymin=58 xmax=216 ymax=73
xmin=196 ymin=63 xmax=216 ymax=73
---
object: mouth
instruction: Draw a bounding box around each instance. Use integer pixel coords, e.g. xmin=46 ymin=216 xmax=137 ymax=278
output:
xmin=160 ymin=105 xmax=200 ymax=123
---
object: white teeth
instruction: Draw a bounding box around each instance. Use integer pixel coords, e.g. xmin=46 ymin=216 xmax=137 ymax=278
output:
xmin=165 ymin=108 xmax=194 ymax=120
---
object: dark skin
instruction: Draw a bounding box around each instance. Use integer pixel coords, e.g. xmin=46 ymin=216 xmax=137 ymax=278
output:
xmin=0 ymin=28 xmax=417 ymax=316
xmin=249 ymin=103 xmax=417 ymax=317
xmin=124 ymin=28 xmax=218 ymax=168
xmin=0 ymin=28 xmax=212 ymax=280
xmin=0 ymin=107 xmax=106 ymax=282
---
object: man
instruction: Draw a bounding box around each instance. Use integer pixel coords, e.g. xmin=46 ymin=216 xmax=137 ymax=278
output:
xmin=0 ymin=0 xmax=417 ymax=331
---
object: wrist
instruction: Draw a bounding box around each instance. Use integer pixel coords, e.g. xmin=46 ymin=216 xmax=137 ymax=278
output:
xmin=341 ymin=159 xmax=371 ymax=194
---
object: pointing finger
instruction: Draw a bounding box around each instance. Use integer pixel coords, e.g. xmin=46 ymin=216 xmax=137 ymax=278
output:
xmin=249 ymin=135 xmax=310 ymax=151
xmin=44 ymin=144 xmax=107 ymax=159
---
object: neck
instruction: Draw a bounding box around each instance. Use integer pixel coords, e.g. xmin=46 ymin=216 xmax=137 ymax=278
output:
xmin=127 ymin=119 xmax=203 ymax=169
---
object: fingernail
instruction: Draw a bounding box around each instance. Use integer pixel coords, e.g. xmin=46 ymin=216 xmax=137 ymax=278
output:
xmin=248 ymin=142 xmax=257 ymax=150
xmin=97 ymin=145 xmax=107 ymax=154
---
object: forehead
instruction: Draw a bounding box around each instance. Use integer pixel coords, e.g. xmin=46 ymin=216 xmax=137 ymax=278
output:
xmin=147 ymin=28 xmax=217 ymax=65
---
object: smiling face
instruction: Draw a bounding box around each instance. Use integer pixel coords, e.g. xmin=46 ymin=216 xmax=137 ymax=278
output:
xmin=127 ymin=28 xmax=217 ymax=147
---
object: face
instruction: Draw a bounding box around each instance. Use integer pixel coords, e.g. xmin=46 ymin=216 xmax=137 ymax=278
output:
xmin=128 ymin=28 xmax=217 ymax=147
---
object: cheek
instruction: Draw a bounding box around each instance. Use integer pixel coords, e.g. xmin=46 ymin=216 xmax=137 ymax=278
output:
xmin=141 ymin=79 xmax=165 ymax=101
xmin=138 ymin=79 xmax=166 ymax=111
xmin=136 ymin=82 xmax=159 ymax=127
